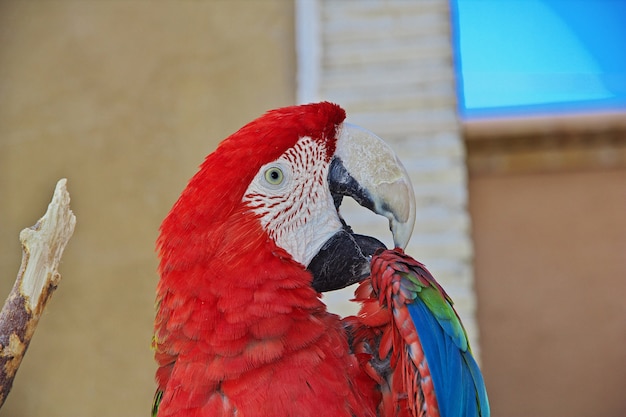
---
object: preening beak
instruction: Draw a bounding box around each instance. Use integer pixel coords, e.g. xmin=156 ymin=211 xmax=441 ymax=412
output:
xmin=330 ymin=123 xmax=416 ymax=249
xmin=307 ymin=122 xmax=416 ymax=293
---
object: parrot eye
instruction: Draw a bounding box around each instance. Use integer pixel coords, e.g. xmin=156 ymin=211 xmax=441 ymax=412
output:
xmin=264 ymin=166 xmax=284 ymax=185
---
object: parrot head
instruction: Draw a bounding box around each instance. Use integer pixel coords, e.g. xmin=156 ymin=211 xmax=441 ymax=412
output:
xmin=158 ymin=102 xmax=415 ymax=293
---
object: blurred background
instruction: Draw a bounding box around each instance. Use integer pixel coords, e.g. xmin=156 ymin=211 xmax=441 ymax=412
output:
xmin=0 ymin=1 xmax=624 ymax=416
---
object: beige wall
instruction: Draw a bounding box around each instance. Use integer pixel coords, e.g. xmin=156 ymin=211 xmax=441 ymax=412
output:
xmin=469 ymin=167 xmax=626 ymax=417
xmin=466 ymin=115 xmax=626 ymax=416
xmin=0 ymin=1 xmax=295 ymax=416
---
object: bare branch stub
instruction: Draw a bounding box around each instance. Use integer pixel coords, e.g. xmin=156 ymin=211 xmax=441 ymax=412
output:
xmin=0 ymin=179 xmax=76 ymax=407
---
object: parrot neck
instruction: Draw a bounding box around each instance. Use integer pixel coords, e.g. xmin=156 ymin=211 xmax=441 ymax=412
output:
xmin=154 ymin=225 xmax=370 ymax=415
xmin=155 ymin=213 xmax=331 ymax=376
xmin=154 ymin=215 xmax=381 ymax=416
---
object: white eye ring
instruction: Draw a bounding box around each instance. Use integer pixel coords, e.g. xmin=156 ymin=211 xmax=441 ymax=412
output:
xmin=264 ymin=166 xmax=284 ymax=185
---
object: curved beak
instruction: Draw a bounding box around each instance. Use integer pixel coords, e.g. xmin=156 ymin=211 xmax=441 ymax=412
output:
xmin=330 ymin=123 xmax=416 ymax=249
xmin=307 ymin=122 xmax=416 ymax=293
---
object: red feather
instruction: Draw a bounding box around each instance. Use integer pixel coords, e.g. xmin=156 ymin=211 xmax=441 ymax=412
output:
xmin=347 ymin=250 xmax=441 ymax=417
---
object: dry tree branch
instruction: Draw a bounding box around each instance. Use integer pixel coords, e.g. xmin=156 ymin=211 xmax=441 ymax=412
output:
xmin=0 ymin=179 xmax=76 ymax=407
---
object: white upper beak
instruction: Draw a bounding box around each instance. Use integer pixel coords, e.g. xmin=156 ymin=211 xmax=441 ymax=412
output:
xmin=332 ymin=123 xmax=416 ymax=249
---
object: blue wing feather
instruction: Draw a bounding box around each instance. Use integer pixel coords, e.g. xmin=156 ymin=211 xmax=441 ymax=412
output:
xmin=408 ymin=295 xmax=489 ymax=417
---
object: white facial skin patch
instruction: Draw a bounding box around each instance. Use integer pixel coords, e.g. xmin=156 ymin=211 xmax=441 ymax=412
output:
xmin=243 ymin=136 xmax=343 ymax=267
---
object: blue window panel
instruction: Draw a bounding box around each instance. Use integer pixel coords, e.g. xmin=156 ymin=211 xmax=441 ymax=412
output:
xmin=451 ymin=0 xmax=626 ymax=119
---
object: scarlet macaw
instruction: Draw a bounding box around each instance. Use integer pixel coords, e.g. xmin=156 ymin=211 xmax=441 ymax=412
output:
xmin=153 ymin=102 xmax=489 ymax=417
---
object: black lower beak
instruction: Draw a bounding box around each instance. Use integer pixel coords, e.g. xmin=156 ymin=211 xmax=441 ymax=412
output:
xmin=307 ymin=229 xmax=386 ymax=293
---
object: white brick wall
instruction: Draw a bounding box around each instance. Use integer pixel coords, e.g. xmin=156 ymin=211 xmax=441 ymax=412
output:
xmin=296 ymin=0 xmax=480 ymax=357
